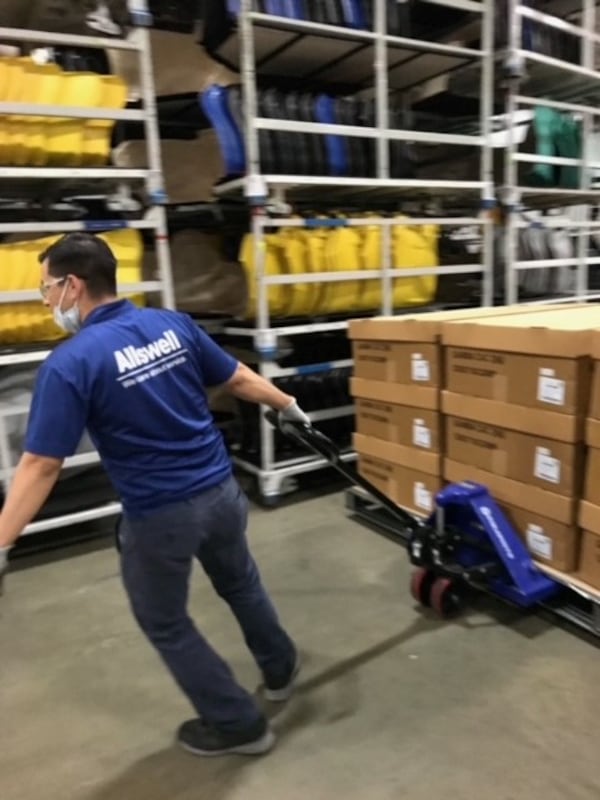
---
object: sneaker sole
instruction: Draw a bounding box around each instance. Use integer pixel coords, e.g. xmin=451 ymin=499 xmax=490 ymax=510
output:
xmin=264 ymin=657 xmax=301 ymax=703
xmin=178 ymin=729 xmax=276 ymax=757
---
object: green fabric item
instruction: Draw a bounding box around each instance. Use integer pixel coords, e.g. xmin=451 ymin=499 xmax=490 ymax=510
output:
xmin=526 ymin=106 xmax=559 ymax=187
xmin=555 ymin=114 xmax=582 ymax=189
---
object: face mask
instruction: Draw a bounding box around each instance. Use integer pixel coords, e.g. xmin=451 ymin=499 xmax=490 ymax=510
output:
xmin=53 ymin=281 xmax=82 ymax=335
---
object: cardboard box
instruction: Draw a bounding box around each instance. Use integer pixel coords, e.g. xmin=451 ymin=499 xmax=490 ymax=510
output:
xmin=444 ymin=459 xmax=577 ymax=524
xmin=355 ymin=398 xmax=440 ymax=452
xmin=443 ymin=306 xmax=597 ymax=416
xmin=445 ymin=417 xmax=583 ymax=497
xmin=584 ymin=331 xmax=600 ymax=445
xmin=353 ymin=433 xmax=441 ymax=476
xmin=578 ymin=530 xmax=600 ymax=589
xmin=442 ymin=391 xmax=583 ymax=443
xmin=352 ymin=340 xmax=438 ymax=386
xmin=587 ymin=331 xmax=600 ymax=421
xmin=445 ymin=348 xmax=590 ymax=416
xmin=500 ymin=503 xmax=580 ymax=573
xmin=357 ymin=455 xmax=442 ymax=516
xmin=354 ymin=431 xmax=442 ymax=515
xmin=347 ymin=303 xmax=582 ymax=345
xmin=442 ymin=305 xmax=600 ymax=357
xmin=586 ymin=418 xmax=600 ymax=448
xmin=584 ymin=447 xmax=600 ymax=504
xmin=351 ymin=376 xmax=437 ymax=410
xmin=577 ymin=501 xmax=600 ymax=588
xmin=349 ymin=305 xmax=582 ymax=389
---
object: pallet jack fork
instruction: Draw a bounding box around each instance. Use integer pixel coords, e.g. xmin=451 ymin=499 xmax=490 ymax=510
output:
xmin=267 ymin=414 xmax=560 ymax=618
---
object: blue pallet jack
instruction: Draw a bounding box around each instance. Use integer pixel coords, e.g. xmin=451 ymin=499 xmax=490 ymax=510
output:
xmin=267 ymin=414 xmax=561 ymax=618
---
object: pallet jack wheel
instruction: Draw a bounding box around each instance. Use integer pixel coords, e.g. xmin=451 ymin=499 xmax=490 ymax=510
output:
xmin=410 ymin=567 xmax=437 ymax=607
xmin=429 ymin=577 xmax=462 ymax=618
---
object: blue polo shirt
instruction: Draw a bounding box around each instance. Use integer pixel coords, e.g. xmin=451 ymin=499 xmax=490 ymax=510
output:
xmin=25 ymin=300 xmax=238 ymax=515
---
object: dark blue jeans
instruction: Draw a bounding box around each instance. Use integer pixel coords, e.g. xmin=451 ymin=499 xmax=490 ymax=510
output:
xmin=119 ymin=475 xmax=296 ymax=731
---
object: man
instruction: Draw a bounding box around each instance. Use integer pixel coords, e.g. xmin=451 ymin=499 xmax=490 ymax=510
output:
xmin=0 ymin=232 xmax=309 ymax=757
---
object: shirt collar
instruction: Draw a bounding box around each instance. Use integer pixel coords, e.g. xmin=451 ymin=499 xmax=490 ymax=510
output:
xmin=82 ymin=299 xmax=135 ymax=328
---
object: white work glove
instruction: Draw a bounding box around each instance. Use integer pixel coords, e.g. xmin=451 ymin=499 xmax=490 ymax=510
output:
xmin=278 ymin=398 xmax=311 ymax=427
xmin=0 ymin=546 xmax=10 ymax=597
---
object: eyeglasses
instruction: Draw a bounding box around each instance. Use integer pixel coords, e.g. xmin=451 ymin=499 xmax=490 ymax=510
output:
xmin=39 ymin=277 xmax=66 ymax=299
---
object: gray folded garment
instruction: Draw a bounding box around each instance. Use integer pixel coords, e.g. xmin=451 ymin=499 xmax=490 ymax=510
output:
xmin=0 ymin=364 xmax=95 ymax=477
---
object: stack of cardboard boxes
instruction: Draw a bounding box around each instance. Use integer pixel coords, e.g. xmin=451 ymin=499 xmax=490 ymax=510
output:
xmin=442 ymin=307 xmax=599 ymax=576
xmin=579 ymin=331 xmax=600 ymax=590
xmin=348 ymin=305 xmax=568 ymax=518
xmin=348 ymin=304 xmax=600 ymax=592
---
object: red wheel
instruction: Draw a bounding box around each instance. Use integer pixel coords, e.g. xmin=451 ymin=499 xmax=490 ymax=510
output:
xmin=430 ymin=577 xmax=462 ymax=618
xmin=410 ymin=568 xmax=437 ymax=606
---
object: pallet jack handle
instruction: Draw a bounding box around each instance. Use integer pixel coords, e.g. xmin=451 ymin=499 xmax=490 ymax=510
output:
xmin=265 ymin=411 xmax=428 ymax=535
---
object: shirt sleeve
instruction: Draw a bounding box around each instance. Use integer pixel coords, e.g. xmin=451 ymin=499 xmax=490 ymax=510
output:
xmin=190 ymin=323 xmax=239 ymax=387
xmin=24 ymin=360 xmax=89 ymax=458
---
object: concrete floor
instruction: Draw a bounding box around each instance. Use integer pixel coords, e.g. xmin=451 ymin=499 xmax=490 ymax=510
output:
xmin=1 ymin=490 xmax=599 ymax=800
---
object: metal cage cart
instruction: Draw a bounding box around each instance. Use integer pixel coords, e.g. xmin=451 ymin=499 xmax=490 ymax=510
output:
xmin=210 ymin=0 xmax=497 ymax=505
xmin=0 ymin=0 xmax=175 ymax=540
xmin=501 ymin=0 xmax=600 ymax=306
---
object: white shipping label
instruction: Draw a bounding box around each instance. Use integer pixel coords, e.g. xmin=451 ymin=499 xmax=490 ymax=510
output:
xmin=537 ymin=373 xmax=566 ymax=406
xmin=413 ymin=420 xmax=432 ymax=449
xmin=526 ymin=524 xmax=553 ymax=560
xmin=534 ymin=448 xmax=561 ymax=484
xmin=411 ymin=354 xmax=431 ymax=382
xmin=414 ymin=482 xmax=433 ymax=512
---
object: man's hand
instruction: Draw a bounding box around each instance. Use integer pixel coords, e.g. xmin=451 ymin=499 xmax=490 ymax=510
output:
xmin=278 ymin=398 xmax=311 ymax=427
xmin=0 ymin=546 xmax=10 ymax=596
xmin=0 ymin=452 xmax=63 ymax=560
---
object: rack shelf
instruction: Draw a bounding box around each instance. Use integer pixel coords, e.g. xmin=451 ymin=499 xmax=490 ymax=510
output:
xmin=502 ymin=0 xmax=600 ymax=304
xmin=214 ymin=176 xmax=487 ymax=204
xmin=216 ymin=11 xmax=482 ymax=88
xmin=0 ymin=0 xmax=176 ymax=540
xmin=210 ymin=0 xmax=495 ymax=503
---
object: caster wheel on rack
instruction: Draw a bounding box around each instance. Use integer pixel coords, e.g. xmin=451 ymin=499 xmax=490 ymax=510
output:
xmin=429 ymin=577 xmax=462 ymax=618
xmin=259 ymin=494 xmax=280 ymax=509
xmin=410 ymin=567 xmax=437 ymax=607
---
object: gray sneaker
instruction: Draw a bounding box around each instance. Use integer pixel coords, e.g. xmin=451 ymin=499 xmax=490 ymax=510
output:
xmin=177 ymin=716 xmax=275 ymax=757
xmin=264 ymin=655 xmax=301 ymax=703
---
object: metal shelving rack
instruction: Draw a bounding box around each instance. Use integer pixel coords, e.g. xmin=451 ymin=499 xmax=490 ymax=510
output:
xmin=216 ymin=0 xmax=496 ymax=504
xmin=502 ymin=0 xmax=600 ymax=305
xmin=0 ymin=0 xmax=175 ymax=536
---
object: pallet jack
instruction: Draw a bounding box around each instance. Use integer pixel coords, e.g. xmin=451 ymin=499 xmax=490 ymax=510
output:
xmin=267 ymin=413 xmax=561 ymax=618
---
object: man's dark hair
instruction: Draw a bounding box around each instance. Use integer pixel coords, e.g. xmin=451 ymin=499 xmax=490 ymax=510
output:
xmin=39 ymin=232 xmax=118 ymax=299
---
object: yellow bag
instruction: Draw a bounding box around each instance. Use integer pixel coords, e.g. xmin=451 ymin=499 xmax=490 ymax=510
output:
xmin=12 ymin=61 xmax=63 ymax=167
xmin=303 ymin=222 xmax=329 ymax=316
xmin=358 ymin=222 xmax=382 ymax=312
xmin=0 ymin=236 xmax=64 ymax=344
xmin=46 ymin=71 xmax=104 ymax=166
xmin=82 ymin=75 xmax=128 ymax=165
xmin=277 ymin=226 xmax=322 ymax=317
xmin=0 ymin=229 xmax=145 ymax=344
xmin=0 ymin=57 xmax=27 ymax=165
xmin=239 ymin=233 xmax=290 ymax=319
xmin=392 ymin=218 xmax=439 ymax=307
xmin=320 ymin=224 xmax=362 ymax=315
xmin=99 ymin=229 xmax=145 ymax=308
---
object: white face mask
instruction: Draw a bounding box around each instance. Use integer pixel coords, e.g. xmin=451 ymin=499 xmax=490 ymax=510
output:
xmin=53 ymin=280 xmax=81 ymax=335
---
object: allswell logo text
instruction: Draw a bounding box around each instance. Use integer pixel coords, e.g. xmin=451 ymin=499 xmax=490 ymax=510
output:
xmin=115 ymin=330 xmax=188 ymax=388
xmin=115 ymin=330 xmax=182 ymax=374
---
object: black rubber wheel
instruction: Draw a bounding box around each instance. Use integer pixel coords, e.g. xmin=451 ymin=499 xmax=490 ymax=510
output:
xmin=410 ymin=567 xmax=437 ymax=607
xmin=258 ymin=494 xmax=280 ymax=509
xmin=430 ymin=577 xmax=462 ymax=618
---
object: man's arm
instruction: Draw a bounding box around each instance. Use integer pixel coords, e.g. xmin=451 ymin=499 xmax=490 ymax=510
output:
xmin=224 ymin=363 xmax=310 ymax=423
xmin=0 ymin=452 xmax=63 ymax=593
xmin=224 ymin=363 xmax=294 ymax=409
xmin=0 ymin=452 xmax=63 ymax=549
